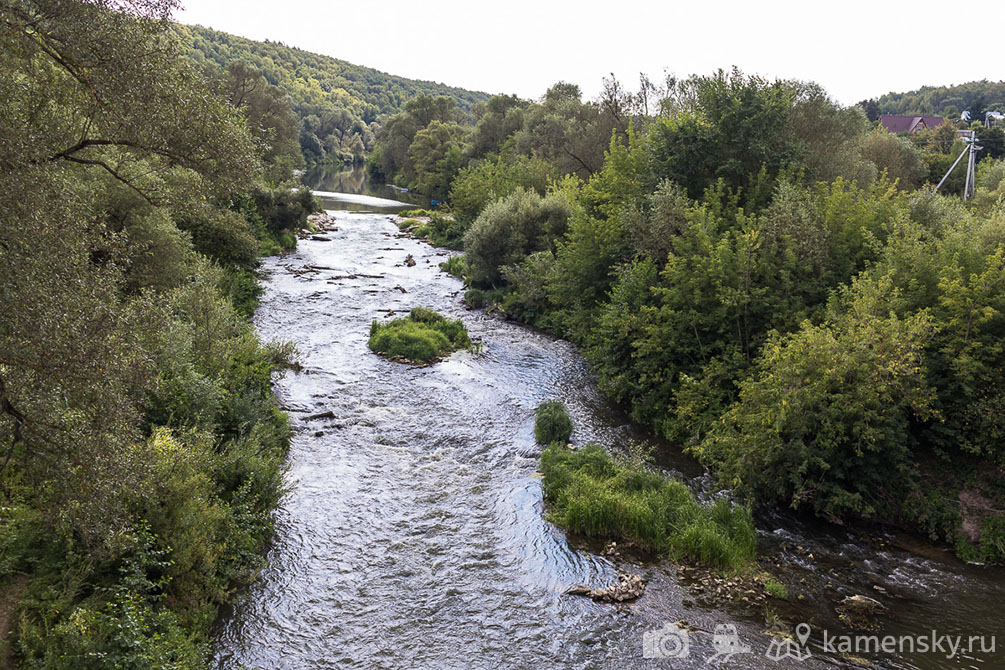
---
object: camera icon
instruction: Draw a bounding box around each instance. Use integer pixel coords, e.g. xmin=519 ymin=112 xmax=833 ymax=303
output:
xmin=643 ymin=622 xmax=690 ymax=659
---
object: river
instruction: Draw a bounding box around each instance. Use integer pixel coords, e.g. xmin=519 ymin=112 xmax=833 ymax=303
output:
xmin=212 ymin=192 xmax=1005 ymax=669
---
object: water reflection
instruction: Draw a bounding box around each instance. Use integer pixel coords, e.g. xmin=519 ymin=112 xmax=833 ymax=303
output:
xmin=303 ymin=165 xmax=430 ymax=210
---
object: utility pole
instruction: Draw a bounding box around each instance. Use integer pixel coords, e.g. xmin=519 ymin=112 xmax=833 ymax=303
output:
xmin=963 ymin=132 xmax=977 ymax=200
xmin=935 ymin=130 xmax=981 ymax=200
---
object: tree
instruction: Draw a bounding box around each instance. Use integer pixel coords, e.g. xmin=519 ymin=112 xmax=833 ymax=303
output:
xmin=0 ymin=0 xmax=259 ymax=538
xmin=858 ymin=98 xmax=881 ymax=122
xmin=649 ymin=69 xmax=802 ymax=201
xmin=697 ymin=277 xmax=936 ymax=520
xmin=860 ymin=128 xmax=927 ymax=189
xmin=223 ymin=61 xmax=304 ymax=182
xmin=465 ymin=94 xmax=527 ymax=160
xmin=513 ymin=82 xmax=625 ymax=179
xmin=1 ymin=0 xmax=259 ymax=196
xmin=407 ymin=120 xmax=466 ymax=199
xmin=463 ymin=189 xmax=573 ymax=285
xmin=371 ymin=95 xmax=461 ymax=187
xmin=790 ymin=83 xmax=872 ymax=184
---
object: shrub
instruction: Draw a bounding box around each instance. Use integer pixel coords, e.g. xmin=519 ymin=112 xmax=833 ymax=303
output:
xmin=696 ymin=278 xmax=936 ymax=520
xmin=368 ymin=308 xmax=471 ymax=363
xmin=422 ymin=213 xmax=467 ymax=249
xmin=540 ymin=443 xmax=757 ymax=571
xmin=463 ymin=188 xmax=572 ymax=285
xmin=859 ymin=128 xmax=927 ymax=190
xmin=534 ymin=401 xmax=573 ymax=445
xmin=249 ymin=184 xmax=319 ymax=235
xmin=449 ymin=154 xmax=557 ymax=223
xmin=176 ymin=207 xmax=260 ymax=271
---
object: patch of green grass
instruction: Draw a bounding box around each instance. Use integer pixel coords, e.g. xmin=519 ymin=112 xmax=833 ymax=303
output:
xmin=534 ymin=401 xmax=573 ymax=445
xmin=540 ymin=443 xmax=757 ymax=571
xmin=439 ymin=254 xmax=467 ymax=279
xmin=421 ymin=213 xmax=466 ymax=250
xmin=764 ymin=578 xmax=788 ymax=599
xmin=258 ymin=230 xmax=296 ymax=256
xmin=368 ymin=307 xmax=472 ymax=363
xmin=397 ymin=218 xmax=421 ymax=230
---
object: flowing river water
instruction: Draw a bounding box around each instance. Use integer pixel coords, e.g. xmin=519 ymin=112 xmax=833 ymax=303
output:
xmin=213 ymin=192 xmax=1005 ymax=669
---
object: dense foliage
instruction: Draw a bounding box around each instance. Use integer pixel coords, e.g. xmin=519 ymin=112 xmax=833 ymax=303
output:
xmin=0 ymin=0 xmax=319 ymax=665
xmin=399 ymin=68 xmax=1005 ymax=562
xmin=534 ymin=401 xmax=573 ymax=445
xmin=368 ymin=308 xmax=472 ymax=363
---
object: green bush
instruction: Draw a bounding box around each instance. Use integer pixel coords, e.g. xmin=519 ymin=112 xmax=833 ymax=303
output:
xmin=248 ymin=184 xmax=319 ymax=235
xmin=423 ymin=213 xmax=468 ymax=249
xmin=176 ymin=207 xmax=260 ymax=271
xmin=540 ymin=443 xmax=757 ymax=571
xmin=463 ymin=188 xmax=572 ymax=285
xmin=448 ymin=154 xmax=557 ymax=223
xmin=368 ymin=308 xmax=472 ymax=363
xmin=534 ymin=401 xmax=573 ymax=445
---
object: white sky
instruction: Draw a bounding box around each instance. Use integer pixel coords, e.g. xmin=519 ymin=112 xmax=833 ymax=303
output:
xmin=177 ymin=0 xmax=1005 ymax=106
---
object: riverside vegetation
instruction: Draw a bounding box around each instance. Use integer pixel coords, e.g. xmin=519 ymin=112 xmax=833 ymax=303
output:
xmin=0 ymin=0 xmax=325 ymax=666
xmin=535 ymin=403 xmax=757 ymax=572
xmin=379 ymin=70 xmax=1005 ymax=563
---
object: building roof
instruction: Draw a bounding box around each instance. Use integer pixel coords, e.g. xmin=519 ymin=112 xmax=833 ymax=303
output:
xmin=879 ymin=115 xmax=946 ymax=133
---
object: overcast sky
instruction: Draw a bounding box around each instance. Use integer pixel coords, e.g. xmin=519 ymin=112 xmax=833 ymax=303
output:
xmin=177 ymin=0 xmax=1004 ymax=106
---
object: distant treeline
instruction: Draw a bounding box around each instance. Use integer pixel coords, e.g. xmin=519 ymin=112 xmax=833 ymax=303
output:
xmin=180 ymin=25 xmax=490 ymax=166
xmin=865 ymin=79 xmax=1005 ymax=120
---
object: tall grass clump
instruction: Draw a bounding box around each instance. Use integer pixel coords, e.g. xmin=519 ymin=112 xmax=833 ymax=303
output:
xmin=540 ymin=443 xmax=757 ymax=571
xmin=439 ymin=254 xmax=467 ymax=279
xmin=368 ymin=307 xmax=472 ymax=363
xmin=534 ymin=400 xmax=574 ymax=445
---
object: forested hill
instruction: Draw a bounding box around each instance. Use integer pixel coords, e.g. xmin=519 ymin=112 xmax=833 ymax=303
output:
xmin=178 ymin=24 xmax=491 ymax=164
xmin=872 ymin=80 xmax=1005 ymax=118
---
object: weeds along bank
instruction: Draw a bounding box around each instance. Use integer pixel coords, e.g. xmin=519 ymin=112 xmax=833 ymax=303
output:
xmin=393 ymin=76 xmax=1005 ymax=564
xmin=534 ymin=403 xmax=757 ymax=573
xmin=0 ymin=1 xmax=319 ymax=666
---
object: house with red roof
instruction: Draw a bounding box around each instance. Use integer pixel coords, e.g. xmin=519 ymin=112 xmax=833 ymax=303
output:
xmin=879 ymin=115 xmax=947 ymax=133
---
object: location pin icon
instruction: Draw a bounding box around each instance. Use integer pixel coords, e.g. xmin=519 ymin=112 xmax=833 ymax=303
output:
xmin=795 ymin=623 xmax=811 ymax=646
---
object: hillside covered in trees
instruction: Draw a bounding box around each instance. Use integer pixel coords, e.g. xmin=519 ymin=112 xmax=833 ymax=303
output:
xmin=869 ymin=79 xmax=1005 ymax=120
xmin=180 ymin=25 xmax=490 ymax=166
